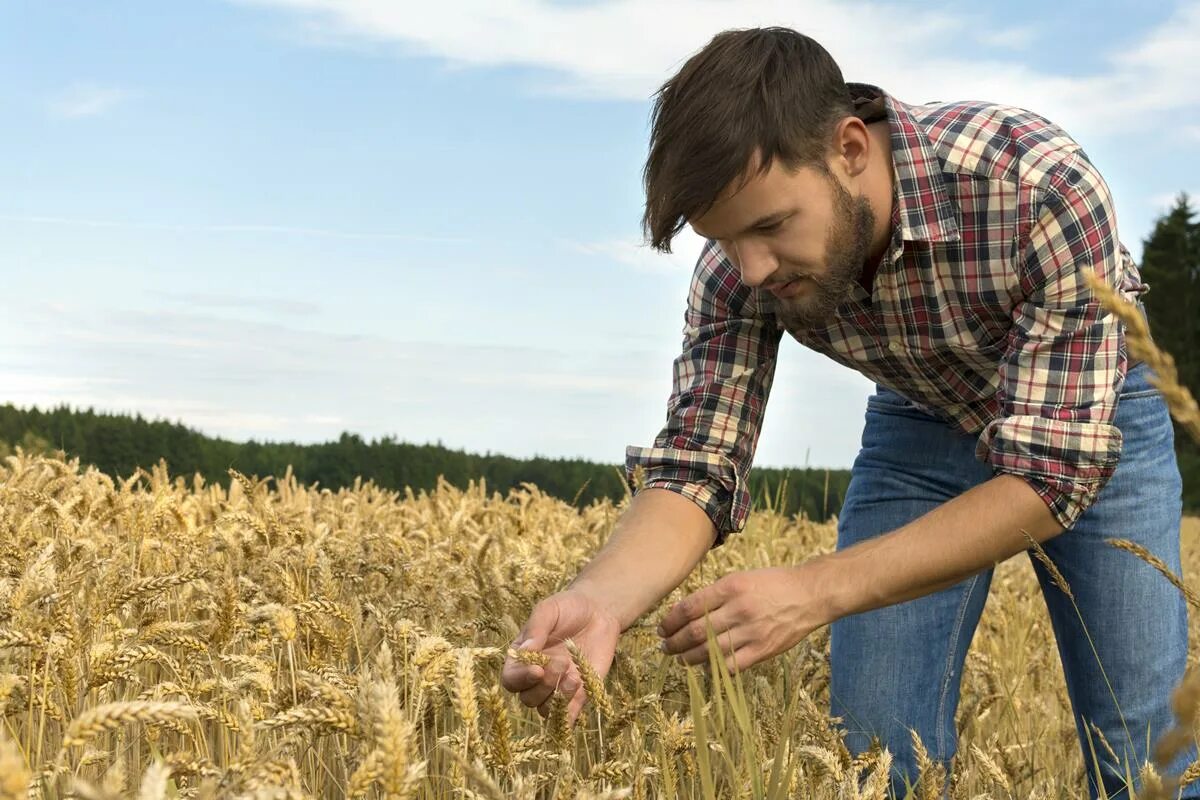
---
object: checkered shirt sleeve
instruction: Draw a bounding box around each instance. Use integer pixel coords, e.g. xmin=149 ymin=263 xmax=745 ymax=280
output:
xmin=624 ymin=240 xmax=783 ymax=549
xmin=975 ymin=148 xmax=1129 ymax=529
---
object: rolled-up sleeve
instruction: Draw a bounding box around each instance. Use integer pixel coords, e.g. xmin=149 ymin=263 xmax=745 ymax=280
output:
xmin=975 ymin=148 xmax=1132 ymax=529
xmin=624 ymin=240 xmax=782 ymax=549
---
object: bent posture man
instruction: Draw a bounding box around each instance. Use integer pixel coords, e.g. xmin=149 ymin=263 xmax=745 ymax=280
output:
xmin=500 ymin=26 xmax=1194 ymax=799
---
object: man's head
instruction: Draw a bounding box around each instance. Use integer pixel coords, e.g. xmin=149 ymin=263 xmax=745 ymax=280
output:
xmin=642 ymin=27 xmax=891 ymax=331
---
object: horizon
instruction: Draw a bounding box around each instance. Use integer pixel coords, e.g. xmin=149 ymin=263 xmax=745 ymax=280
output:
xmin=4 ymin=399 xmax=861 ymax=472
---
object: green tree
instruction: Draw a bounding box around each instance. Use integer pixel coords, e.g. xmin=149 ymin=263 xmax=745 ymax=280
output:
xmin=1140 ymin=194 xmax=1199 ymax=398
xmin=1139 ymin=193 xmax=1200 ymax=509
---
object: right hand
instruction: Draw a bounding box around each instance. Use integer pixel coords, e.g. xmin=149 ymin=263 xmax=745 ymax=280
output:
xmin=499 ymin=589 xmax=622 ymax=726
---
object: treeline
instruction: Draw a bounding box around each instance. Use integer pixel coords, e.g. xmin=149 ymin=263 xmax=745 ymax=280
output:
xmin=0 ymin=404 xmax=851 ymax=523
xmin=1140 ymin=195 xmax=1200 ymax=511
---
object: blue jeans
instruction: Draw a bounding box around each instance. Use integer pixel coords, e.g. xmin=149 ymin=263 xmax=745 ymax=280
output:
xmin=830 ymin=361 xmax=1195 ymax=799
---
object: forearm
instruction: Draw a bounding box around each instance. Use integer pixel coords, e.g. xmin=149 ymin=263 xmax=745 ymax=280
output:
xmin=567 ymin=487 xmax=716 ymax=631
xmin=818 ymin=473 xmax=1065 ymax=622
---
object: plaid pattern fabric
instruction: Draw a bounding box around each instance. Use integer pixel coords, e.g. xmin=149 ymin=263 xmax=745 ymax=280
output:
xmin=625 ymin=82 xmax=1147 ymax=549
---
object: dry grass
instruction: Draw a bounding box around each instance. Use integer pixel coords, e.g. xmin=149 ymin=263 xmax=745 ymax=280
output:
xmin=0 ymin=445 xmax=1197 ymax=799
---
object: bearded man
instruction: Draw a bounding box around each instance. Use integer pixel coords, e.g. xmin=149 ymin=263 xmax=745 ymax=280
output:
xmin=500 ymin=26 xmax=1194 ymax=799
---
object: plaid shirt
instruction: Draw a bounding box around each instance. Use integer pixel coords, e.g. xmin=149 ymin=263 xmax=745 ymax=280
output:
xmin=625 ymin=82 xmax=1147 ymax=549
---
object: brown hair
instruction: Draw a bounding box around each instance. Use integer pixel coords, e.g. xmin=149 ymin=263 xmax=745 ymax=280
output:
xmin=642 ymin=27 xmax=853 ymax=252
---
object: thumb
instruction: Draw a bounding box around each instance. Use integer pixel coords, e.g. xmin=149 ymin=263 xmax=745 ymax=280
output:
xmin=515 ymin=598 xmax=562 ymax=653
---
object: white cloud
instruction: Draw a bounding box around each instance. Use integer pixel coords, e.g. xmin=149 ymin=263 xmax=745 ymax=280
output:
xmin=562 ymin=226 xmax=708 ymax=274
xmin=1150 ymin=190 xmax=1198 ymax=211
xmin=977 ymin=25 xmax=1038 ymax=50
xmin=152 ymin=291 xmax=322 ymax=317
xmin=0 ymin=214 xmax=465 ymax=243
xmin=302 ymin=414 xmax=345 ymax=426
xmin=0 ymin=373 xmax=127 ymax=397
xmin=237 ymin=0 xmax=1200 ymax=139
xmin=47 ymin=84 xmax=129 ymax=118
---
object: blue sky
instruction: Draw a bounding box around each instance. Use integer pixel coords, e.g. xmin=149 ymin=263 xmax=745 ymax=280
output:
xmin=2 ymin=0 xmax=1198 ymax=471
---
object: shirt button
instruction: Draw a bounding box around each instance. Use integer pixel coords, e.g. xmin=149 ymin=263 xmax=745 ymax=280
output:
xmin=888 ymin=341 xmax=902 ymax=354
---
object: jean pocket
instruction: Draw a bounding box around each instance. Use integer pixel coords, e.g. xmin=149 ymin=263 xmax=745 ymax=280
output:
xmin=1120 ymin=387 xmax=1162 ymax=400
xmin=1118 ymin=362 xmax=1160 ymax=400
xmin=866 ymin=389 xmax=937 ymax=420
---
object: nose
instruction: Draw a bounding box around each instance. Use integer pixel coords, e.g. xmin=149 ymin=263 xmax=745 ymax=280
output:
xmin=728 ymin=238 xmax=778 ymax=288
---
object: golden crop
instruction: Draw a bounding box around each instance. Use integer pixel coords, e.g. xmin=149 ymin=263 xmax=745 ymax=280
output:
xmin=1 ymin=449 xmax=1197 ymax=799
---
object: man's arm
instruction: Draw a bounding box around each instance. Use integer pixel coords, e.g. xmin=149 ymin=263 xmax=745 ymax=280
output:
xmin=567 ymin=487 xmax=717 ymax=631
xmin=656 ymin=471 xmax=1065 ymax=672
xmin=813 ymin=473 xmax=1062 ymax=623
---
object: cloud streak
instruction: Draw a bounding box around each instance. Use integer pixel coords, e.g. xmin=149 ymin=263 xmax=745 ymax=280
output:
xmin=151 ymin=291 xmax=323 ymax=317
xmin=47 ymin=84 xmax=129 ymax=118
xmin=0 ymin=214 xmax=467 ymax=243
xmin=561 ymin=227 xmax=708 ymax=274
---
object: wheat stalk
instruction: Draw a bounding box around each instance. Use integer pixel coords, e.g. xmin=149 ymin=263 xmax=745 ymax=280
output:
xmin=1082 ymin=269 xmax=1200 ymax=442
xmin=565 ymin=638 xmax=614 ymax=719
xmin=61 ymin=701 xmax=198 ymax=749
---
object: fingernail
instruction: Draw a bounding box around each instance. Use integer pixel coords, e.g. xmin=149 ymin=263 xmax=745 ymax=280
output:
xmin=656 ymin=623 xmax=665 ymax=636
xmin=659 ymin=640 xmax=668 ymax=653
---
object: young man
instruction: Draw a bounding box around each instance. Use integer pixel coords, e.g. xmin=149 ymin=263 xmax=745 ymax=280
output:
xmin=500 ymin=27 xmax=1194 ymax=798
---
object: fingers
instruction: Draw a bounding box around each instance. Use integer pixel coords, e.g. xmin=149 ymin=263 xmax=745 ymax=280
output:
xmin=501 ymin=599 xmax=563 ymax=695
xmin=716 ymin=644 xmax=758 ymax=676
xmin=503 ymin=653 xmax=564 ymax=704
xmin=566 ymin=683 xmax=590 ymax=727
xmin=507 ymin=650 xmax=578 ymax=712
xmin=530 ymin=674 xmax=580 ymax=717
xmin=675 ymin=624 xmax=750 ymax=669
xmin=660 ymin=605 xmax=737 ymax=659
xmin=500 ymin=660 xmax=543 ymax=693
xmin=523 ymin=685 xmax=555 ymax=712
xmin=515 ymin=599 xmax=562 ymax=654
xmin=500 ymin=595 xmax=595 ymax=720
xmin=658 ymin=583 xmax=728 ymax=639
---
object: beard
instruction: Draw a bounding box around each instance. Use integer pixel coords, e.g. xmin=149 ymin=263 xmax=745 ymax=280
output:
xmin=774 ymin=175 xmax=876 ymax=333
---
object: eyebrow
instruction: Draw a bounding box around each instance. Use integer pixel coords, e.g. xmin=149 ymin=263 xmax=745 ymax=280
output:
xmin=693 ymin=210 xmax=790 ymax=241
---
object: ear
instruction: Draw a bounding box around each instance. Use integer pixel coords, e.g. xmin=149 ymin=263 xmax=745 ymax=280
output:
xmin=831 ymin=116 xmax=871 ymax=179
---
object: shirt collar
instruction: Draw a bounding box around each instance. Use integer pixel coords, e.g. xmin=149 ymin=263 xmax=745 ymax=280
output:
xmin=849 ymin=82 xmax=960 ymax=244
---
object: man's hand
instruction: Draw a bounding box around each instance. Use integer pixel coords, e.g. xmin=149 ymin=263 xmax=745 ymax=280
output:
xmin=657 ymin=564 xmax=829 ymax=675
xmin=499 ymin=590 xmax=622 ymax=727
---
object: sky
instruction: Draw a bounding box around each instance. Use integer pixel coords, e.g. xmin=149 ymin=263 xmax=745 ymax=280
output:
xmin=1 ymin=0 xmax=1198 ymax=471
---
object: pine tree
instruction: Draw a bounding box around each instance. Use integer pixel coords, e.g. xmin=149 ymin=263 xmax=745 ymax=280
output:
xmin=1140 ymin=194 xmax=1199 ymax=406
xmin=1139 ymin=193 xmax=1200 ymax=508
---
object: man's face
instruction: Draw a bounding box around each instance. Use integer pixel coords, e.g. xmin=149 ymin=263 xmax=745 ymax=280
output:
xmin=689 ymin=153 xmax=876 ymax=332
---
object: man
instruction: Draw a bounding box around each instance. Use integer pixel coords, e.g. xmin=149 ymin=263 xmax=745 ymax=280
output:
xmin=499 ymin=26 xmax=1194 ymax=799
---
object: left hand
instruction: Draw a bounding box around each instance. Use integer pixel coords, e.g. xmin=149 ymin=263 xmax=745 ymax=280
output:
xmin=657 ymin=564 xmax=828 ymax=675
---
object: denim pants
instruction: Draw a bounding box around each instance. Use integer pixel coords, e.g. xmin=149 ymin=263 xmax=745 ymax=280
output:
xmin=829 ymin=361 xmax=1196 ymax=799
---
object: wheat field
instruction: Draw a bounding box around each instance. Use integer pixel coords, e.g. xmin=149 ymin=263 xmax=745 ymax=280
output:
xmin=0 ymin=444 xmax=1198 ymax=800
